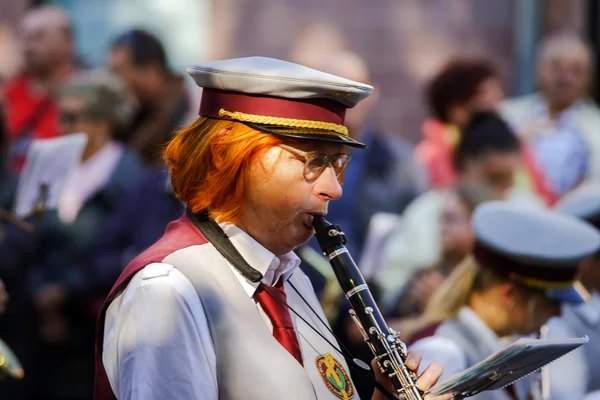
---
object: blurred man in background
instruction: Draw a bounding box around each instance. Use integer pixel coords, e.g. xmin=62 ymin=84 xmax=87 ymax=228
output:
xmin=416 ymin=58 xmax=554 ymax=205
xmin=108 ymin=29 xmax=190 ymax=165
xmin=294 ymin=49 xmax=427 ymax=263
xmin=415 ymin=59 xmax=503 ymax=189
xmin=3 ymin=5 xmax=80 ymax=173
xmin=502 ymin=31 xmax=600 ymax=198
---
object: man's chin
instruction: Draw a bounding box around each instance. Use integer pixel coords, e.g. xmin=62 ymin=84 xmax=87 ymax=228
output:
xmin=293 ymin=228 xmax=315 ymax=249
xmin=552 ymin=93 xmax=579 ymax=108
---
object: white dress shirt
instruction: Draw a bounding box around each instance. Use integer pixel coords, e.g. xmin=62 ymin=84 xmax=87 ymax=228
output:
xmin=547 ymin=292 xmax=600 ymax=399
xmin=58 ymin=141 xmax=123 ymax=224
xmin=102 ymin=221 xmax=300 ymax=399
xmin=409 ymin=307 xmax=502 ymax=383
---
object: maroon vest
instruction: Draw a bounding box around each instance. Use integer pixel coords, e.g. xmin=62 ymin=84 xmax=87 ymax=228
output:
xmin=93 ymin=215 xmax=208 ymax=399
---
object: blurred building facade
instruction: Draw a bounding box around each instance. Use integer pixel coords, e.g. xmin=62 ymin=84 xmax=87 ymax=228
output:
xmin=0 ymin=0 xmax=591 ymax=142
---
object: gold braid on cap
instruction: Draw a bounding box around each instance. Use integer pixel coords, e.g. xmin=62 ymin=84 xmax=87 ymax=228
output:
xmin=219 ymin=109 xmax=349 ymax=136
xmin=508 ymin=272 xmax=576 ymax=290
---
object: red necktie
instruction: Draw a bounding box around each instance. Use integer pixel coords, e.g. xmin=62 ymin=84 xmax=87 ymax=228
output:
xmin=254 ymin=281 xmax=303 ymax=365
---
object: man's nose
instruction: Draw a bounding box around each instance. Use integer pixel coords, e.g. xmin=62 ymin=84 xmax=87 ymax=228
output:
xmin=315 ymin=166 xmax=343 ymax=201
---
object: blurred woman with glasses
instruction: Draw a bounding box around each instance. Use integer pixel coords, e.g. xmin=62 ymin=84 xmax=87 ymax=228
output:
xmin=0 ymin=70 xmax=143 ymax=400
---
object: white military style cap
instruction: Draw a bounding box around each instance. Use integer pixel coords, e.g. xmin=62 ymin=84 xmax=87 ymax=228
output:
xmin=187 ymin=56 xmax=374 ymax=148
xmin=471 ymin=201 xmax=600 ymax=303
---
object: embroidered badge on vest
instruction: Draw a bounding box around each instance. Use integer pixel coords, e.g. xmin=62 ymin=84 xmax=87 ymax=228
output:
xmin=316 ymin=353 xmax=354 ymax=400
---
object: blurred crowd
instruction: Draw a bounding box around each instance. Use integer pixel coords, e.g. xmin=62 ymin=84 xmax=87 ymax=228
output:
xmin=0 ymin=4 xmax=599 ymax=400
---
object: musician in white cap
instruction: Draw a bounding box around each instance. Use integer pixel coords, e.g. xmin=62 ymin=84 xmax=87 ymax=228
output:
xmin=93 ymin=57 xmax=449 ymax=400
xmin=410 ymin=201 xmax=600 ymax=400
xmin=547 ymin=183 xmax=600 ymax=400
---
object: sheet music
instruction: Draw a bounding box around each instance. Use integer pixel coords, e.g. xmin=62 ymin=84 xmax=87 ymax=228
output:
xmin=429 ymin=336 xmax=589 ymax=398
xmin=13 ymin=133 xmax=88 ymax=218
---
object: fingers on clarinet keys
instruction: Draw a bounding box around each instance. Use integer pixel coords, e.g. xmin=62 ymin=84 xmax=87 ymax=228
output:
xmin=371 ymin=354 xmax=450 ymax=400
xmin=417 ymin=362 xmax=451 ymax=400
xmin=405 ymin=352 xmax=450 ymax=400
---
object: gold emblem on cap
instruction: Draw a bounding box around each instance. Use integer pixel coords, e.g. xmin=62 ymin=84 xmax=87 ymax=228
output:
xmin=218 ymin=109 xmax=349 ymax=136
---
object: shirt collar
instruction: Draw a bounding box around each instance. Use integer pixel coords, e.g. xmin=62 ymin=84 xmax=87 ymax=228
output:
xmin=572 ymin=291 xmax=600 ymax=326
xmin=218 ymin=221 xmax=301 ymax=297
xmin=533 ymin=95 xmax=584 ymax=122
xmin=458 ymin=306 xmax=504 ymax=354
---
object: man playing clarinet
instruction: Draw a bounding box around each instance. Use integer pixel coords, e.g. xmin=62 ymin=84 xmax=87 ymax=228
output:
xmin=93 ymin=57 xmax=449 ymax=400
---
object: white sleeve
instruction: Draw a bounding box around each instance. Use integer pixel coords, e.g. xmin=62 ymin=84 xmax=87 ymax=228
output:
xmin=546 ymin=318 xmax=589 ymax=400
xmin=585 ymin=390 xmax=600 ymax=400
xmin=409 ymin=336 xmax=468 ymax=385
xmin=102 ymin=263 xmax=218 ymax=400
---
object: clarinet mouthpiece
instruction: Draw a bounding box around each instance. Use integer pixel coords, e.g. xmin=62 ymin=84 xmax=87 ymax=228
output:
xmin=312 ymin=215 xmax=346 ymax=252
xmin=312 ymin=214 xmax=329 ymax=234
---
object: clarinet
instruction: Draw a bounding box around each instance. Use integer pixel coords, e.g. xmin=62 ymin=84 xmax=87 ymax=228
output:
xmin=313 ymin=216 xmax=424 ymax=400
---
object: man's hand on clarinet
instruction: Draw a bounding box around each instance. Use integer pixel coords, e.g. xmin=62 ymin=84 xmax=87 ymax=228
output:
xmin=372 ymin=350 xmax=453 ymax=400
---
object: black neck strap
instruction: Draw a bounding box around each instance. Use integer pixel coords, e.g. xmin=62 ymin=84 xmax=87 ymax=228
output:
xmin=186 ymin=209 xmax=263 ymax=283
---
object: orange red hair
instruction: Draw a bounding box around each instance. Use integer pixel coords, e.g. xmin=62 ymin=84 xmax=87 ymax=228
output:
xmin=163 ymin=117 xmax=283 ymax=223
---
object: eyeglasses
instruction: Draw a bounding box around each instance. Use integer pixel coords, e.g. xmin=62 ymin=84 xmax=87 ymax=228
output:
xmin=279 ymin=144 xmax=351 ymax=184
xmin=59 ymin=109 xmax=87 ymax=126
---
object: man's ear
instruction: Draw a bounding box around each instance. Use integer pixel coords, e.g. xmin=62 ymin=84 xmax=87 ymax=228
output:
xmin=498 ymin=281 xmax=521 ymax=308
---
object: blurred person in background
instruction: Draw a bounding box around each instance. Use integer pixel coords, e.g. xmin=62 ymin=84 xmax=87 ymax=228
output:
xmin=291 ymin=50 xmax=427 ymax=304
xmin=415 ymin=59 xmax=503 ymax=188
xmin=416 ymin=58 xmax=555 ymax=205
xmin=3 ymin=5 xmax=81 ymax=173
xmin=410 ymin=201 xmax=600 ymax=400
xmin=108 ymin=29 xmax=190 ymax=165
xmin=293 ymin=49 xmax=427 ymax=260
xmin=337 ymin=182 xmax=492 ymax=396
xmin=545 ymin=183 xmax=600 ymax=399
xmin=377 ymin=111 xmax=541 ymax=311
xmin=385 ymin=182 xmax=494 ymax=321
xmin=502 ymin=31 xmax=600 ymax=198
xmin=451 ymin=113 xmax=542 ymax=205
xmin=0 ymin=71 xmax=142 ymax=400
